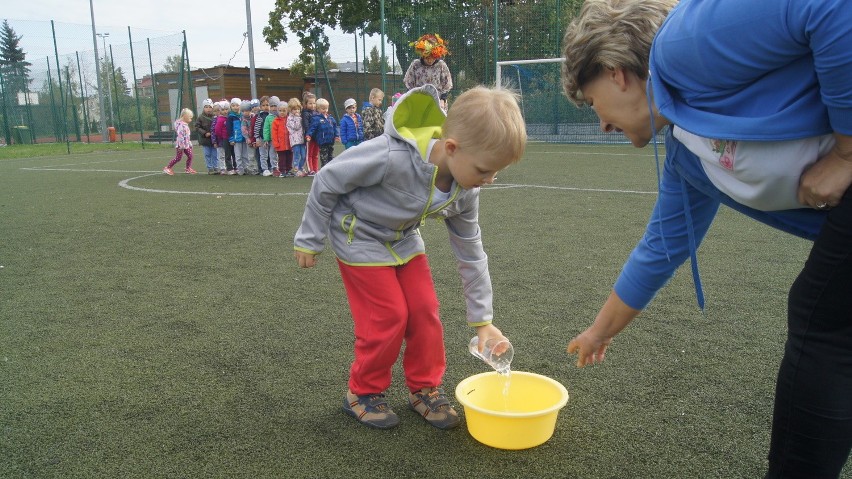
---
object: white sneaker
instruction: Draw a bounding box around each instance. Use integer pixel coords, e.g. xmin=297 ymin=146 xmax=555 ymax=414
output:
xmin=262 ymin=169 xmax=272 ymax=177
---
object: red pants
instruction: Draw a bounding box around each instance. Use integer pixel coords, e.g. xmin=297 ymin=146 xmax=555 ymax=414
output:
xmin=306 ymin=141 xmax=320 ymax=173
xmin=337 ymin=254 xmax=445 ymax=395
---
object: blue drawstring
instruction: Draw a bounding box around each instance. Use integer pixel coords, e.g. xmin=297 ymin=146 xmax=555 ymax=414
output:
xmin=646 ymin=78 xmax=705 ymax=311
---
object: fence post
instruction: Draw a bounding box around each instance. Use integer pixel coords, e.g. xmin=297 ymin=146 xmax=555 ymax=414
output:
xmin=354 ymin=31 xmax=360 ymax=103
xmin=380 ymin=0 xmax=386 ymax=94
xmin=66 ymin=65 xmax=81 ymax=141
xmin=182 ymin=32 xmax=196 ymax=114
xmin=147 ymin=38 xmax=161 ymax=144
xmin=76 ymin=52 xmax=91 ymax=143
xmin=362 ymin=30 xmax=368 ymax=101
xmin=175 ymin=38 xmax=185 ymax=125
xmin=24 ymin=82 xmax=35 ymax=143
xmin=46 ymin=57 xmax=61 ymax=144
xmin=51 ymin=21 xmax=71 ymax=153
xmin=0 ymin=70 xmax=10 ymax=145
xmin=109 ymin=45 xmax=124 ymax=142
xmin=128 ymin=27 xmax=145 ymax=148
xmin=316 ymin=42 xmax=338 ymax=120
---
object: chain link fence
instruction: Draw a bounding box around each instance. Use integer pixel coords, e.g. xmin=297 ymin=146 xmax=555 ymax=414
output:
xmin=0 ymin=19 xmax=186 ymax=147
xmin=312 ymin=0 xmax=631 ymax=143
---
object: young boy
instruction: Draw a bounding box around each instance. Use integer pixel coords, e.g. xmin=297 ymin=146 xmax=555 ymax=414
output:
xmin=225 ymin=98 xmax=243 ymax=175
xmin=214 ymin=100 xmax=229 ymax=173
xmin=254 ymin=96 xmax=273 ymax=176
xmin=235 ymin=100 xmax=252 ymax=175
xmin=195 ymin=99 xmax=217 ymax=174
xmin=305 ymin=98 xmax=339 ymax=168
xmin=270 ymin=102 xmax=291 ymax=176
xmin=263 ymin=96 xmax=280 ymax=176
xmin=362 ymin=88 xmax=385 ymax=141
xmin=301 ymin=92 xmax=319 ymax=175
xmin=293 ymin=85 xmax=527 ymax=430
xmin=340 ymin=98 xmax=364 ymax=149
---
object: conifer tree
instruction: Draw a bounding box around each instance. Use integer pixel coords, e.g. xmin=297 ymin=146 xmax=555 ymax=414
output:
xmin=0 ymin=20 xmax=32 ymax=96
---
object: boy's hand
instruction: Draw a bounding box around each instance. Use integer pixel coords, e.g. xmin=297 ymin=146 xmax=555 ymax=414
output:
xmin=305 ymin=136 xmax=312 ymax=142
xmin=230 ymin=141 xmax=235 ymax=145
xmin=474 ymin=324 xmax=508 ymax=354
xmin=294 ymin=250 xmax=317 ymax=268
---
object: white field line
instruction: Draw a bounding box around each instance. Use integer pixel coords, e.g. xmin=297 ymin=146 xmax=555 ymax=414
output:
xmin=118 ymin=173 xmax=308 ymax=196
xmin=488 ymin=183 xmax=656 ymax=194
xmin=19 ymin=161 xmax=656 ymax=197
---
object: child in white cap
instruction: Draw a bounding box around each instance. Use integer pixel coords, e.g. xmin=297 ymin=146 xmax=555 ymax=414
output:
xmin=340 ymin=98 xmax=364 ymax=149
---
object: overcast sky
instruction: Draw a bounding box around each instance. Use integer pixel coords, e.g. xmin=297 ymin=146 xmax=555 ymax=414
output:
xmin=9 ymin=0 xmax=387 ymax=69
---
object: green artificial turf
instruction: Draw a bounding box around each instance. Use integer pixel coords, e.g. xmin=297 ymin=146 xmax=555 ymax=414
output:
xmin=1 ymin=143 xmax=848 ymax=478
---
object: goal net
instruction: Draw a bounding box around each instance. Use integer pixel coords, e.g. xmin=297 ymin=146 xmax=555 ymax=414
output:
xmin=497 ymin=58 xmax=636 ymax=144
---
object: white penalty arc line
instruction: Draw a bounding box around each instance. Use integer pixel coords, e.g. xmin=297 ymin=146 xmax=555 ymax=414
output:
xmin=118 ymin=173 xmax=309 ymax=196
xmin=20 ymin=166 xmax=655 ymax=197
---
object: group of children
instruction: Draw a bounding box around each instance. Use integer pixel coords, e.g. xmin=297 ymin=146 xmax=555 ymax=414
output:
xmin=164 ymin=88 xmax=388 ymax=177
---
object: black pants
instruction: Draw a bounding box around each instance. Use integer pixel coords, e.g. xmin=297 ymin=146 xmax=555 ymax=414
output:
xmin=319 ymin=144 xmax=334 ymax=168
xmin=224 ymin=142 xmax=236 ymax=171
xmin=767 ymin=188 xmax=852 ymax=478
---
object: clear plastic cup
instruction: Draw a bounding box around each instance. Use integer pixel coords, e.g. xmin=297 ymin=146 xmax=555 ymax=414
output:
xmin=469 ymin=337 xmax=514 ymax=375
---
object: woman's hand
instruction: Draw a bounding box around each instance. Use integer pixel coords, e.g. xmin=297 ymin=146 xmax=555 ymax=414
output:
xmin=567 ymin=329 xmax=614 ymax=367
xmin=798 ymin=133 xmax=852 ymax=209
xmin=566 ymin=290 xmax=640 ymax=368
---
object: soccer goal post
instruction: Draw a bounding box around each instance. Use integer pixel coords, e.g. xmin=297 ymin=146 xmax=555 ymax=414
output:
xmin=496 ymin=58 xmax=635 ymax=144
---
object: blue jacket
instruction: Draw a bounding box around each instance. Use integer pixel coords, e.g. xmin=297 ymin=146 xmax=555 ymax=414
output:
xmin=340 ymin=113 xmax=364 ymax=144
xmin=227 ymin=111 xmax=244 ymax=143
xmin=617 ymin=0 xmax=850 ymax=310
xmin=650 ymin=0 xmax=852 ymax=140
xmin=307 ymin=112 xmax=338 ymax=145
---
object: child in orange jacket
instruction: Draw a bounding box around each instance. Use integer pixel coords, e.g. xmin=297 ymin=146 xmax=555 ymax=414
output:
xmin=271 ymin=103 xmax=292 ymax=177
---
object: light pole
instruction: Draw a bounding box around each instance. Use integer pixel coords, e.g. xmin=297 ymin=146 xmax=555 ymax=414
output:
xmin=89 ymin=0 xmax=108 ymax=141
xmin=97 ymin=32 xmax=114 ymax=126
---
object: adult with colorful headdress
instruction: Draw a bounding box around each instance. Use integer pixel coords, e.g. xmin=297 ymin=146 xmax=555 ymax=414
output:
xmin=404 ymin=33 xmax=453 ymax=110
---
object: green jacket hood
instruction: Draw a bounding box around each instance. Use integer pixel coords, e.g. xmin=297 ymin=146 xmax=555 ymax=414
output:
xmin=385 ymin=84 xmax=446 ymax=160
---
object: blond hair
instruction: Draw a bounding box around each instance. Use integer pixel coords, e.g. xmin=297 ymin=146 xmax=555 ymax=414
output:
xmin=443 ymin=86 xmax=526 ymax=164
xmin=288 ymin=98 xmax=302 ymax=111
xmin=369 ymin=88 xmax=384 ymax=100
xmin=316 ymin=98 xmax=329 ymax=109
xmin=179 ymin=108 xmax=193 ymax=121
xmin=303 ymin=91 xmax=316 ymax=103
xmin=561 ymin=0 xmax=677 ymax=106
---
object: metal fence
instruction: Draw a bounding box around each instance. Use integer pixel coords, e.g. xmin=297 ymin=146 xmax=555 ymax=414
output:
xmin=309 ymin=0 xmax=628 ymax=143
xmin=0 ymin=19 xmax=187 ymax=148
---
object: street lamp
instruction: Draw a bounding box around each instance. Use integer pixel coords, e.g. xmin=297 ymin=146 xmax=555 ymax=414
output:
xmin=96 ymin=32 xmax=114 ymax=126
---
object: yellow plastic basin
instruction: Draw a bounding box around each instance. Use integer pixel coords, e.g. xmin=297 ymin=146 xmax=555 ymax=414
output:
xmin=455 ymin=371 xmax=569 ymax=450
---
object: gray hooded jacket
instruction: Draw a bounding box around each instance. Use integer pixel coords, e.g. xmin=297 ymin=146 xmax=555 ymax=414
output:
xmin=293 ymin=84 xmax=493 ymax=326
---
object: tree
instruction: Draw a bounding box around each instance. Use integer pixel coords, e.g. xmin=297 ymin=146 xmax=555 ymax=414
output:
xmin=0 ymin=19 xmax=32 ymax=96
xmin=262 ymin=0 xmax=583 ymax=88
xmin=160 ymin=54 xmax=184 ymax=74
xmin=363 ymin=46 xmax=391 ymax=74
xmin=288 ymin=52 xmax=337 ymax=77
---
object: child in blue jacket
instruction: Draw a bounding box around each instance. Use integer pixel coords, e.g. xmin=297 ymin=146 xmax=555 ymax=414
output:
xmin=305 ymin=98 xmax=339 ymax=168
xmin=339 ymin=98 xmax=364 ymax=149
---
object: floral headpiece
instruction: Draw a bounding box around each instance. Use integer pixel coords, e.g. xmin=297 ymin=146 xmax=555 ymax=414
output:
xmin=409 ymin=33 xmax=449 ymax=59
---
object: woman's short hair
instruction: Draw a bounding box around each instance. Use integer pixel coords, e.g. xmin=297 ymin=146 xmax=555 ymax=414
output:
xmin=561 ymin=0 xmax=677 ymax=106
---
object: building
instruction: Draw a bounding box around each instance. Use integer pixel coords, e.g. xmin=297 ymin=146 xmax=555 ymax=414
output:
xmin=152 ymin=65 xmax=400 ymax=130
